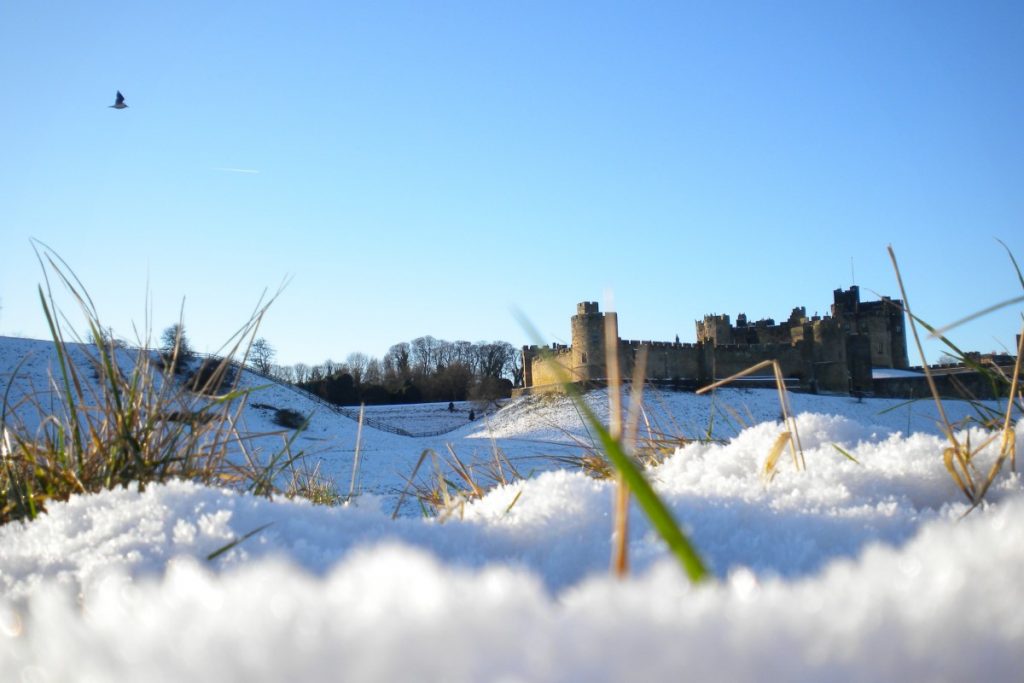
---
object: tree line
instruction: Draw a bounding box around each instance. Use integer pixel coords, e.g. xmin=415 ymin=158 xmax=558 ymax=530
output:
xmin=159 ymin=325 xmax=522 ymax=406
xmin=263 ymin=336 xmax=522 ymax=405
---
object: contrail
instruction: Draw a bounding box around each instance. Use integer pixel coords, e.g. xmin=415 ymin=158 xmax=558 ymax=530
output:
xmin=212 ymin=167 xmax=260 ymax=174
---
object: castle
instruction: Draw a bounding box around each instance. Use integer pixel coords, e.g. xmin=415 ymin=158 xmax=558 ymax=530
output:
xmin=521 ymin=286 xmax=909 ymax=395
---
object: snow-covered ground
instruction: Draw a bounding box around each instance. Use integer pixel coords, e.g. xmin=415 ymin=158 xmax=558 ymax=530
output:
xmin=2 ymin=335 xmax=1023 ymax=681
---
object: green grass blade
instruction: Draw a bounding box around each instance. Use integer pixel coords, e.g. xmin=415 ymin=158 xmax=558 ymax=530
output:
xmin=569 ymin=384 xmax=709 ymax=583
xmin=516 ymin=312 xmax=709 ymax=583
xmin=206 ymin=522 xmax=274 ymax=561
xmin=831 ymin=443 xmax=862 ymax=465
xmin=996 ymin=238 xmax=1024 ymax=292
xmin=37 ymin=285 xmax=86 ymax=468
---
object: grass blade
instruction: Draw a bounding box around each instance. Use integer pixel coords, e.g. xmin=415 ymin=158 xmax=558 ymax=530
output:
xmin=206 ymin=522 xmax=274 ymax=561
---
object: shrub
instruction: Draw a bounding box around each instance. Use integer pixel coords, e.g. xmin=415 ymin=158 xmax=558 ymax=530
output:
xmin=186 ymin=356 xmax=238 ymax=395
xmin=160 ymin=323 xmax=195 ymax=373
xmin=273 ymin=408 xmax=307 ymax=430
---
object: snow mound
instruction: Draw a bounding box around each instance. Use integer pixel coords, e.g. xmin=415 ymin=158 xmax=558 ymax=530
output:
xmin=1 ymin=415 xmax=1022 ymax=681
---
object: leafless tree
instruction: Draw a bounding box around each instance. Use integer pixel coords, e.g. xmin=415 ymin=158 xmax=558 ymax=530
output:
xmin=346 ymin=352 xmax=370 ymax=385
xmin=250 ymin=337 xmax=276 ymax=375
xmin=308 ymin=364 xmax=325 ymax=383
xmin=508 ymin=348 xmax=525 ymax=387
xmin=411 ymin=336 xmax=441 ymax=375
xmin=160 ymin=323 xmax=194 ymax=361
xmin=384 ymin=342 xmax=411 ymax=385
xmin=364 ymin=357 xmax=383 ymax=385
xmin=270 ymin=364 xmax=296 ymax=383
xmin=475 ymin=341 xmax=514 ymax=379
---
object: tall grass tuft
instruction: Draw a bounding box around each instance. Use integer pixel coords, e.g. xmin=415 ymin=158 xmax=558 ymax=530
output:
xmin=519 ymin=313 xmax=709 ymax=584
xmin=696 ymin=359 xmax=805 ymax=483
xmin=0 ymin=245 xmax=302 ymax=525
xmin=391 ymin=443 xmax=524 ymax=520
xmin=887 ymin=243 xmax=1022 ymax=508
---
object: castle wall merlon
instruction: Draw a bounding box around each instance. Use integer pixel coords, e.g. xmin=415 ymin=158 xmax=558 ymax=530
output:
xmin=526 ymin=287 xmax=911 ymax=394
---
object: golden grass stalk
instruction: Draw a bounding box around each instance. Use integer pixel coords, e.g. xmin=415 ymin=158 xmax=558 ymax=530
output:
xmin=888 ymin=246 xmax=959 ymax=448
xmin=888 ymin=243 xmax=1023 ymax=507
xmin=1003 ymin=326 xmax=1023 ymax=472
xmin=391 ymin=442 xmax=525 ymax=520
xmin=392 ymin=449 xmax=432 ymax=519
xmin=889 ymin=245 xmax=978 ymax=503
xmin=762 ymin=432 xmax=793 ymax=483
xmin=516 ymin=314 xmax=708 ymax=583
xmin=347 ymin=403 xmax=366 ymax=501
xmin=968 ymin=322 xmax=1024 ymax=508
xmin=697 ymin=359 xmax=805 ymax=475
xmin=605 ymin=312 xmax=630 ymax=578
xmin=609 ymin=344 xmax=651 ymax=577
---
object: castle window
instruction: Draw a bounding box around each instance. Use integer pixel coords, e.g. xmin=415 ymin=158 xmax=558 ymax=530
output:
xmin=581 ymin=352 xmax=588 ymax=364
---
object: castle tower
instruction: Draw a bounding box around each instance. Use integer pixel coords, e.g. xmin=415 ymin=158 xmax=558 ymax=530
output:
xmin=832 ymin=286 xmax=909 ymax=369
xmin=832 ymin=286 xmax=861 ymax=318
xmin=881 ymin=296 xmax=910 ymax=369
xmin=695 ymin=314 xmax=734 ymax=346
xmin=571 ymin=301 xmax=607 ymax=381
xmin=812 ymin=317 xmax=850 ymax=392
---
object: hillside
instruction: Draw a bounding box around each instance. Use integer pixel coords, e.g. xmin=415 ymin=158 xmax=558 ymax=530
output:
xmin=1 ymin=334 xmax=1022 ymax=681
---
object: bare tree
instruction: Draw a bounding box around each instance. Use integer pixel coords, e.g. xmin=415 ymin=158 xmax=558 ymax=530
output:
xmin=475 ymin=341 xmax=514 ymax=379
xmin=383 ymin=342 xmax=411 ymax=385
xmin=410 ymin=336 xmax=441 ymax=376
xmin=364 ymin=357 xmax=383 ymax=385
xmin=309 ymin=364 xmax=325 ymax=383
xmin=346 ymin=352 xmax=370 ymax=386
xmin=436 ymin=340 xmax=457 ymax=369
xmin=250 ymin=337 xmax=276 ymax=375
xmin=453 ymin=340 xmax=475 ymax=367
xmin=270 ymin=364 xmax=296 ymax=383
xmin=508 ymin=348 xmax=525 ymax=387
xmin=160 ymin=323 xmax=195 ymax=372
xmin=293 ymin=363 xmax=310 ymax=384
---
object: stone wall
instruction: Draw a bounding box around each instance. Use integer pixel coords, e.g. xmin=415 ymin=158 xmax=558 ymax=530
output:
xmin=521 ymin=344 xmax=574 ymax=392
xmin=620 ymin=340 xmax=701 ymax=381
xmin=524 ymin=289 xmax=913 ymax=396
xmin=873 ymin=372 xmax=1013 ymax=400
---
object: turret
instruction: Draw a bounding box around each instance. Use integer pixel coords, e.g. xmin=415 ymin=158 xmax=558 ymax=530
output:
xmin=571 ymin=301 xmax=607 ymax=381
xmin=695 ymin=314 xmax=734 ymax=346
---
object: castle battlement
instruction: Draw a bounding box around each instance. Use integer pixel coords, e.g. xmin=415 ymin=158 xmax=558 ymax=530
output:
xmin=522 ymin=289 xmax=910 ymax=395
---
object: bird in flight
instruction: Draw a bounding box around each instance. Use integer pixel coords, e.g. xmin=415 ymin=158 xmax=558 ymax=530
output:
xmin=109 ymin=91 xmax=128 ymax=109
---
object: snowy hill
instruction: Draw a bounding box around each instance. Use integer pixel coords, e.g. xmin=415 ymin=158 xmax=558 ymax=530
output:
xmin=1 ymin=334 xmax=1022 ymax=681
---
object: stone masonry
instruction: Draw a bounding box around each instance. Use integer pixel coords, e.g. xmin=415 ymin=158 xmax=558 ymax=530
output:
xmin=521 ymin=286 xmax=909 ymax=395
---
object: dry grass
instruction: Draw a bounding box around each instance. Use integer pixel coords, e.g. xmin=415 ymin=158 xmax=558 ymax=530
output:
xmin=0 ymin=246 xmax=314 ymax=525
xmin=285 ymin=460 xmax=341 ymax=506
xmin=696 ymin=359 xmax=806 ymax=483
xmin=515 ymin=309 xmax=709 ymax=583
xmin=391 ymin=443 xmax=525 ymax=520
xmin=888 ymin=244 xmax=1023 ymax=509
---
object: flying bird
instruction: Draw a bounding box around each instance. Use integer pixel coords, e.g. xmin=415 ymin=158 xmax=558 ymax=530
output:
xmin=109 ymin=91 xmax=128 ymax=109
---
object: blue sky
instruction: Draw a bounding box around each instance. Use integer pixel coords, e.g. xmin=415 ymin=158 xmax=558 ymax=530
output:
xmin=1 ymin=1 xmax=1021 ymax=366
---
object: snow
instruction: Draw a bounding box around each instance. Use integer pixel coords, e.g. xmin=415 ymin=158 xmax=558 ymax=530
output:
xmin=2 ymin=335 xmax=1023 ymax=681
xmin=873 ymin=367 xmax=926 ymax=379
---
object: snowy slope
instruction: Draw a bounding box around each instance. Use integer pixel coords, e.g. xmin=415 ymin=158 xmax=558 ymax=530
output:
xmin=1 ymin=335 xmax=1022 ymax=681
